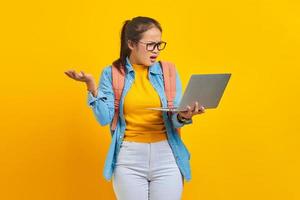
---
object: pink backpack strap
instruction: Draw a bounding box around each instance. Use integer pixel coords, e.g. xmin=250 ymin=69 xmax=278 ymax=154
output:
xmin=160 ymin=61 xmax=181 ymax=137
xmin=160 ymin=61 xmax=176 ymax=109
xmin=111 ymin=64 xmax=125 ymax=131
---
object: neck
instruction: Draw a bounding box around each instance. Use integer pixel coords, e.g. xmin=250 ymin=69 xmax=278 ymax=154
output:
xmin=129 ymin=54 xmax=146 ymax=67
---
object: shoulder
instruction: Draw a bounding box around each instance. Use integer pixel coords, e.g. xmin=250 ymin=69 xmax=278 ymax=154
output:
xmin=102 ymin=65 xmax=112 ymax=74
xmin=99 ymin=65 xmax=113 ymax=82
xmin=159 ymin=60 xmax=177 ymax=70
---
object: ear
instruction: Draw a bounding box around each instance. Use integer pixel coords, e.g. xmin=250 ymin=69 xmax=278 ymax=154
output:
xmin=127 ymin=40 xmax=135 ymax=51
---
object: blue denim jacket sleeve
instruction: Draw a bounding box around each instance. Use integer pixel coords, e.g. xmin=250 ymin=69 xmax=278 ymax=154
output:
xmin=87 ymin=66 xmax=115 ymax=126
xmin=170 ymin=68 xmax=193 ymax=129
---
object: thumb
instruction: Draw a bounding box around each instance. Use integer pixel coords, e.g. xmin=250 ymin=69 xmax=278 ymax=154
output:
xmin=80 ymin=71 xmax=85 ymax=76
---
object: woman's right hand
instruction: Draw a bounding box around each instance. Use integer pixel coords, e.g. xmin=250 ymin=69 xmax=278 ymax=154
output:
xmin=64 ymin=70 xmax=94 ymax=83
xmin=64 ymin=70 xmax=97 ymax=95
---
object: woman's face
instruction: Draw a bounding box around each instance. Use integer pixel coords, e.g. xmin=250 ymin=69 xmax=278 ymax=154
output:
xmin=128 ymin=27 xmax=162 ymax=67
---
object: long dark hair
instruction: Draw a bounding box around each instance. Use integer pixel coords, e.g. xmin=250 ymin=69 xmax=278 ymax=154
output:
xmin=112 ymin=16 xmax=162 ymax=71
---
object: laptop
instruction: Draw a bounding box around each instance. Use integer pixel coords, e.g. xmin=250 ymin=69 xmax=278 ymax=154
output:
xmin=145 ymin=73 xmax=231 ymax=112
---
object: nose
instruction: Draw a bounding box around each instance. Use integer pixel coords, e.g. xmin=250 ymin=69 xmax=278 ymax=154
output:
xmin=152 ymin=45 xmax=160 ymax=53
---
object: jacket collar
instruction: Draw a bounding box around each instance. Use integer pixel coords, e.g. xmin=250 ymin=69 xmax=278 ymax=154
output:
xmin=125 ymin=56 xmax=162 ymax=75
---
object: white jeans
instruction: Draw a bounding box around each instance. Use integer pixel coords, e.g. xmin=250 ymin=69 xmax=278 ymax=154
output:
xmin=112 ymin=139 xmax=184 ymax=200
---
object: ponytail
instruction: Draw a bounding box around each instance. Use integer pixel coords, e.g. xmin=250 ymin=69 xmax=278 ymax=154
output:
xmin=113 ymin=20 xmax=131 ymax=70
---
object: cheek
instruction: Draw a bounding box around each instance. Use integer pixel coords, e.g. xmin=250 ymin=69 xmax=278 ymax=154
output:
xmin=139 ymin=47 xmax=148 ymax=56
xmin=138 ymin=48 xmax=150 ymax=60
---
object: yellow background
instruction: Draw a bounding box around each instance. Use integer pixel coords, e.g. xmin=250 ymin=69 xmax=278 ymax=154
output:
xmin=1 ymin=0 xmax=299 ymax=199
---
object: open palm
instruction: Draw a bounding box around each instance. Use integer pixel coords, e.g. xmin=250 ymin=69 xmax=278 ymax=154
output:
xmin=64 ymin=70 xmax=94 ymax=83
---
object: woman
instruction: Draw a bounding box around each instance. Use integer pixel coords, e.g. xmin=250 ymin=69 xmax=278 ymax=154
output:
xmin=65 ymin=16 xmax=205 ymax=200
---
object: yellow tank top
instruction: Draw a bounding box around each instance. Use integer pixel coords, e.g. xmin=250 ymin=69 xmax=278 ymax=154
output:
xmin=123 ymin=63 xmax=167 ymax=143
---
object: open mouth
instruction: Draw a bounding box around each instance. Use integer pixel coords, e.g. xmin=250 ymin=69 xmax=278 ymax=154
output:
xmin=150 ymin=55 xmax=157 ymax=61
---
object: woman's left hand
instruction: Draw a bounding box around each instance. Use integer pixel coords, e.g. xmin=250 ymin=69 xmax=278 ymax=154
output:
xmin=178 ymin=101 xmax=205 ymax=120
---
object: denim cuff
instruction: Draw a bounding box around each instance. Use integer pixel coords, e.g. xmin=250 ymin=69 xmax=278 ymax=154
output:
xmin=87 ymin=90 xmax=106 ymax=107
xmin=171 ymin=112 xmax=193 ymax=128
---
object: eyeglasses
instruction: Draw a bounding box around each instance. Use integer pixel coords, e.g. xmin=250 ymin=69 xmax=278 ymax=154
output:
xmin=136 ymin=40 xmax=167 ymax=51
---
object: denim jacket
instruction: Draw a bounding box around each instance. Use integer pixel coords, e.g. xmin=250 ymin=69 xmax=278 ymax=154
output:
xmin=87 ymin=57 xmax=193 ymax=182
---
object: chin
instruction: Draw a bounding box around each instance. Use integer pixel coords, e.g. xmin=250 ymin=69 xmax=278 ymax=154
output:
xmin=146 ymin=62 xmax=152 ymax=66
xmin=141 ymin=61 xmax=151 ymax=66
xmin=141 ymin=58 xmax=156 ymax=66
xmin=148 ymin=59 xmax=157 ymax=66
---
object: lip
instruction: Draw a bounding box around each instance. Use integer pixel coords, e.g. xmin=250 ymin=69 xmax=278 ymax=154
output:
xmin=150 ymin=55 xmax=158 ymax=59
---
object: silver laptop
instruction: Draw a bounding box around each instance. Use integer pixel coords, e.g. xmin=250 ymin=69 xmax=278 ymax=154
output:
xmin=146 ymin=73 xmax=231 ymax=112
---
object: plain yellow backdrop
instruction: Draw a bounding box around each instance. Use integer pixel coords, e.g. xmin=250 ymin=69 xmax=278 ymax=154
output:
xmin=0 ymin=0 xmax=299 ymax=199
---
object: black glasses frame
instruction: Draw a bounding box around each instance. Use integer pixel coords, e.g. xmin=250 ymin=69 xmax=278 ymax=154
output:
xmin=136 ymin=40 xmax=167 ymax=51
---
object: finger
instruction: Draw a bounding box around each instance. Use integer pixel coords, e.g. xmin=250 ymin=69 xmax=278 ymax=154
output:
xmin=80 ymin=71 xmax=86 ymax=79
xmin=78 ymin=71 xmax=84 ymax=78
xmin=186 ymin=105 xmax=192 ymax=117
xmin=187 ymin=105 xmax=191 ymax=113
xmin=64 ymin=71 xmax=73 ymax=78
xmin=194 ymin=101 xmax=199 ymax=113
xmin=70 ymin=70 xmax=76 ymax=78
xmin=64 ymin=71 xmax=70 ymax=76
xmin=71 ymin=71 xmax=78 ymax=78
xmin=199 ymin=105 xmax=205 ymax=113
xmin=65 ymin=71 xmax=75 ymax=79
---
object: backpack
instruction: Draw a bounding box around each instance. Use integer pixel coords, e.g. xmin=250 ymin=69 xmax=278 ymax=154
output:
xmin=110 ymin=61 xmax=181 ymax=137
